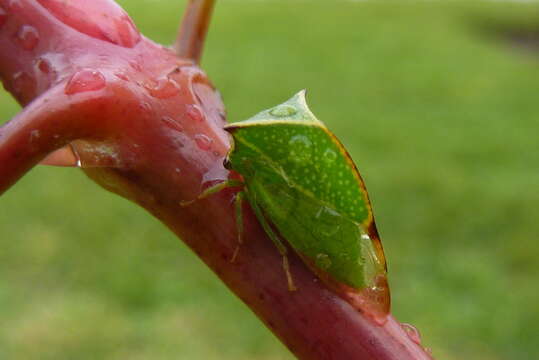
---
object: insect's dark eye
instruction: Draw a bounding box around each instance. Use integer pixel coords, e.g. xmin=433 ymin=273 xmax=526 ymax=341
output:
xmin=223 ymin=158 xmax=231 ymax=169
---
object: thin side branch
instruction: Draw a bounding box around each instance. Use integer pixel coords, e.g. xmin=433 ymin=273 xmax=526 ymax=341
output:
xmin=174 ymin=0 xmax=216 ymax=63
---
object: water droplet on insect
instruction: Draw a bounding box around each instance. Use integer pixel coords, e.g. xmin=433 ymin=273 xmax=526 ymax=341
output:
xmin=360 ymin=232 xmax=386 ymax=282
xmin=315 ymin=253 xmax=332 ymax=270
xmin=323 ymin=149 xmax=337 ymax=163
xmin=194 ymin=134 xmax=213 ymax=151
xmin=145 ymin=77 xmax=180 ymax=99
xmin=270 ymin=104 xmax=297 ymax=117
xmin=16 ymin=25 xmax=39 ymax=51
xmin=65 ymin=69 xmax=106 ymax=95
xmin=186 ymin=104 xmax=204 ymax=122
xmin=288 ymin=135 xmax=312 ymax=163
xmin=400 ymin=323 xmax=422 ymax=345
xmin=161 ymin=116 xmax=184 ymax=132
xmin=0 ymin=6 xmax=7 ymax=29
xmin=315 ymin=207 xmax=341 ymax=237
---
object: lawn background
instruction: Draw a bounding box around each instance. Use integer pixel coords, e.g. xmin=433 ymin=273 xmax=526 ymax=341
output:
xmin=1 ymin=0 xmax=538 ymax=359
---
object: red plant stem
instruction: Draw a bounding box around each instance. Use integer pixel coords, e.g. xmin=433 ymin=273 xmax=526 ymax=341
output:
xmin=0 ymin=1 xmax=433 ymax=359
xmin=174 ymin=0 xmax=216 ymax=63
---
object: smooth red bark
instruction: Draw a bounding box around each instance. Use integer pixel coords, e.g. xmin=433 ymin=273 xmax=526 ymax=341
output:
xmin=0 ymin=1 xmax=433 ymax=359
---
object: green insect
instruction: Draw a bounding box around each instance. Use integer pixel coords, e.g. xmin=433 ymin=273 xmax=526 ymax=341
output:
xmin=188 ymin=91 xmax=389 ymax=317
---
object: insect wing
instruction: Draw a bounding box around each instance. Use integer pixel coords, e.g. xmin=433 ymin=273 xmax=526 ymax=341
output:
xmin=247 ymin=176 xmax=385 ymax=291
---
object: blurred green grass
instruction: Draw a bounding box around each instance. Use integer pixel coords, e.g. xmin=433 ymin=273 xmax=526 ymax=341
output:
xmin=1 ymin=0 xmax=539 ymax=359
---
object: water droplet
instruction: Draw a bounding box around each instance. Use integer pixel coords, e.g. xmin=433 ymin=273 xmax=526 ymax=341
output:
xmin=36 ymin=58 xmax=51 ymax=73
xmin=315 ymin=253 xmax=332 ymax=270
xmin=129 ymin=61 xmax=142 ymax=72
xmin=270 ymin=104 xmax=297 ymax=118
xmin=114 ymin=72 xmax=129 ymax=81
xmin=12 ymin=71 xmax=36 ymax=103
xmin=0 ymin=6 xmax=7 ymax=29
xmin=288 ymin=135 xmax=312 ymax=163
xmin=29 ymin=130 xmax=40 ymax=142
xmin=186 ymin=104 xmax=204 ymax=123
xmin=145 ymin=77 xmax=180 ymax=99
xmin=138 ymin=102 xmax=151 ymax=112
xmin=65 ymin=69 xmax=106 ymax=95
xmin=175 ymin=168 xmax=181 ymax=173
xmin=315 ymin=207 xmax=341 ymax=237
xmin=400 ymin=323 xmax=422 ymax=345
xmin=70 ymin=141 xmax=122 ymax=168
xmin=161 ymin=116 xmax=184 ymax=132
xmin=194 ymin=134 xmax=213 ymax=151
xmin=16 ymin=25 xmax=39 ymax=51
xmin=323 ymin=149 xmax=337 ymax=163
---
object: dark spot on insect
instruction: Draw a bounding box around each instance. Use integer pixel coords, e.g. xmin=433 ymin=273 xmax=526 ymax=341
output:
xmin=267 ymin=321 xmax=275 ymax=328
xmin=258 ymin=293 xmax=265 ymax=301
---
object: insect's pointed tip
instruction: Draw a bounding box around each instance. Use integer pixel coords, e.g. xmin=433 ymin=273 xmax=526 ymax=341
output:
xmin=292 ymin=89 xmax=308 ymax=106
xmin=223 ymin=122 xmax=240 ymax=133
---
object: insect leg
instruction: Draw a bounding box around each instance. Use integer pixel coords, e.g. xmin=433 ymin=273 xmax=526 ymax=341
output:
xmin=248 ymin=199 xmax=297 ymax=291
xmin=230 ymin=191 xmax=244 ymax=263
xmin=180 ymin=179 xmax=243 ymax=206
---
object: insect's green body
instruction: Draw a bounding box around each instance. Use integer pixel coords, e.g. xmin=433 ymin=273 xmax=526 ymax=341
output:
xmin=224 ymin=92 xmax=388 ymax=307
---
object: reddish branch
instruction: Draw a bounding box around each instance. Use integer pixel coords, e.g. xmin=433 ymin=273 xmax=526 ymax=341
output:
xmin=0 ymin=1 xmax=432 ymax=359
xmin=175 ymin=0 xmax=216 ymax=63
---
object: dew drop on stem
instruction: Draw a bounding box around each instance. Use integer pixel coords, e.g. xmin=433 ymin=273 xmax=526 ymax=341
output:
xmin=186 ymin=104 xmax=204 ymax=122
xmin=400 ymin=323 xmax=422 ymax=345
xmin=145 ymin=77 xmax=180 ymax=99
xmin=16 ymin=25 xmax=39 ymax=51
xmin=194 ymin=134 xmax=213 ymax=151
xmin=65 ymin=69 xmax=106 ymax=95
